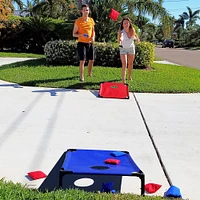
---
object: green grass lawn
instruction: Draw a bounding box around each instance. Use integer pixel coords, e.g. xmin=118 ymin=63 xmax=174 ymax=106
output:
xmin=0 ymin=52 xmax=45 ymax=58
xmin=184 ymin=46 xmax=200 ymax=50
xmin=0 ymin=179 xmax=173 ymax=200
xmin=0 ymin=58 xmax=200 ymax=93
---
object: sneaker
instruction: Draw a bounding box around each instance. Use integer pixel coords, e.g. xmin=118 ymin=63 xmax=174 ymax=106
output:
xmin=128 ymin=77 xmax=132 ymax=81
xmin=80 ymin=77 xmax=84 ymax=82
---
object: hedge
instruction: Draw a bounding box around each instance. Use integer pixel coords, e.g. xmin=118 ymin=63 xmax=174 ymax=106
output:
xmin=44 ymin=40 xmax=154 ymax=69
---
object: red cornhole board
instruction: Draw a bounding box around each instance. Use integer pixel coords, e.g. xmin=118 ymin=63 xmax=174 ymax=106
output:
xmin=98 ymin=82 xmax=129 ymax=99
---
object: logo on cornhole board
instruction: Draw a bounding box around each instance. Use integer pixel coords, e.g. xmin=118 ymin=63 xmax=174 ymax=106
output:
xmin=109 ymin=8 xmax=120 ymax=21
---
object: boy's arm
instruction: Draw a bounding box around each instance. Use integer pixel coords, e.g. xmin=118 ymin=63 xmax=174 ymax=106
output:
xmin=91 ymin=26 xmax=95 ymax=43
xmin=72 ymin=24 xmax=84 ymax=38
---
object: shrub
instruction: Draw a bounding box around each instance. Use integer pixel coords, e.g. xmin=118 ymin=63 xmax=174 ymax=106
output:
xmin=52 ymin=19 xmax=74 ymax=40
xmin=94 ymin=42 xmax=121 ymax=67
xmin=0 ymin=16 xmax=22 ymax=51
xmin=135 ymin=42 xmax=154 ymax=68
xmin=0 ymin=17 xmax=74 ymax=54
xmin=44 ymin=40 xmax=79 ymax=65
xmin=44 ymin=40 xmax=154 ymax=68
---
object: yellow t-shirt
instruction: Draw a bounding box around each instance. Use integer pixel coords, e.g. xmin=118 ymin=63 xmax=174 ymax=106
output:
xmin=75 ymin=17 xmax=95 ymax=43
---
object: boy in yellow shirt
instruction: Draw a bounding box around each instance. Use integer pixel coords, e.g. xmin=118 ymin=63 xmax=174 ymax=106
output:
xmin=73 ymin=4 xmax=95 ymax=82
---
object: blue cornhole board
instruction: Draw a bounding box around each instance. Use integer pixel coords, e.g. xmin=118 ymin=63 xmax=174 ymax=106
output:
xmin=59 ymin=149 xmax=145 ymax=195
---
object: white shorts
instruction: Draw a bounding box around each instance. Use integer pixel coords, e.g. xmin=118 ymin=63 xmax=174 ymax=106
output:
xmin=119 ymin=46 xmax=135 ymax=55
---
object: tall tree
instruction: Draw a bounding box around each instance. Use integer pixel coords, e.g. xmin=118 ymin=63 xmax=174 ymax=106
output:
xmin=125 ymin=0 xmax=167 ymax=28
xmin=160 ymin=15 xmax=174 ymax=39
xmin=136 ymin=16 xmax=156 ymax=41
xmin=12 ymin=0 xmax=23 ymax=9
xmin=30 ymin=0 xmax=75 ymax=19
xmin=0 ymin=0 xmax=13 ymax=28
xmin=182 ymin=6 xmax=200 ymax=29
xmin=174 ymin=14 xmax=186 ymax=30
xmin=20 ymin=0 xmax=36 ymax=17
xmin=89 ymin=0 xmax=127 ymax=42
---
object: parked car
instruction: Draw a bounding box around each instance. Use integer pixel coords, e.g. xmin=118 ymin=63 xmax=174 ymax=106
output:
xmin=162 ymin=39 xmax=174 ymax=48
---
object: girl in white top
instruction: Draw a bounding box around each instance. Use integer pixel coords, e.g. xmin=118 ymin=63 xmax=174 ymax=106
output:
xmin=118 ymin=17 xmax=140 ymax=83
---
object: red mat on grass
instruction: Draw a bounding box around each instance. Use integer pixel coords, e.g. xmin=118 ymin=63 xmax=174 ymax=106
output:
xmin=98 ymin=82 xmax=129 ymax=99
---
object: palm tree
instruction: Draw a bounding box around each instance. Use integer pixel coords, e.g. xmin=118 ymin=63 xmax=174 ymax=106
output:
xmin=30 ymin=0 xmax=75 ymax=19
xmin=23 ymin=16 xmax=55 ymax=53
xmin=125 ymin=0 xmax=167 ymax=29
xmin=173 ymin=15 xmax=185 ymax=46
xmin=193 ymin=26 xmax=200 ymax=45
xmin=174 ymin=14 xmax=186 ymax=30
xmin=19 ymin=0 xmax=37 ymax=17
xmin=173 ymin=7 xmax=200 ymax=46
xmin=182 ymin=6 xmax=200 ymax=29
xmin=160 ymin=15 xmax=174 ymax=39
xmin=136 ymin=16 xmax=156 ymax=41
xmin=129 ymin=0 xmax=172 ymax=41
xmin=12 ymin=0 xmax=23 ymax=10
xmin=89 ymin=0 xmax=127 ymax=42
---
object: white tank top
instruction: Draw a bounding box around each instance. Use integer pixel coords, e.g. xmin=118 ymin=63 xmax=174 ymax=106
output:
xmin=121 ymin=29 xmax=134 ymax=48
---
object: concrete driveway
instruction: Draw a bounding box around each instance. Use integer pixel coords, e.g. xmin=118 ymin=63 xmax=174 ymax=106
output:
xmin=0 ymin=58 xmax=200 ymax=200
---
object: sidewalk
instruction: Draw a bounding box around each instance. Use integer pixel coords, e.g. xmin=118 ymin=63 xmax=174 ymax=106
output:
xmin=0 ymin=57 xmax=35 ymax=65
xmin=0 ymin=58 xmax=200 ymax=200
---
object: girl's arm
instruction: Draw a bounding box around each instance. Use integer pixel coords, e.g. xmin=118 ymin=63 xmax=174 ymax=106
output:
xmin=134 ymin=33 xmax=140 ymax=42
xmin=118 ymin=31 xmax=122 ymax=45
xmin=132 ymin=27 xmax=140 ymax=42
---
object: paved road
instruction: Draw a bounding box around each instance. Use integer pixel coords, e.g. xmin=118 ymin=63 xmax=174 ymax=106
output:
xmin=155 ymin=47 xmax=200 ymax=70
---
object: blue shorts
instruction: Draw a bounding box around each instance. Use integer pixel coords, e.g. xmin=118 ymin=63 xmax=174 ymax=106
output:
xmin=119 ymin=46 xmax=135 ymax=55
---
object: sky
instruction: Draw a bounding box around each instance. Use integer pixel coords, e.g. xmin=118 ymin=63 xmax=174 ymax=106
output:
xmin=161 ymin=0 xmax=200 ymax=24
